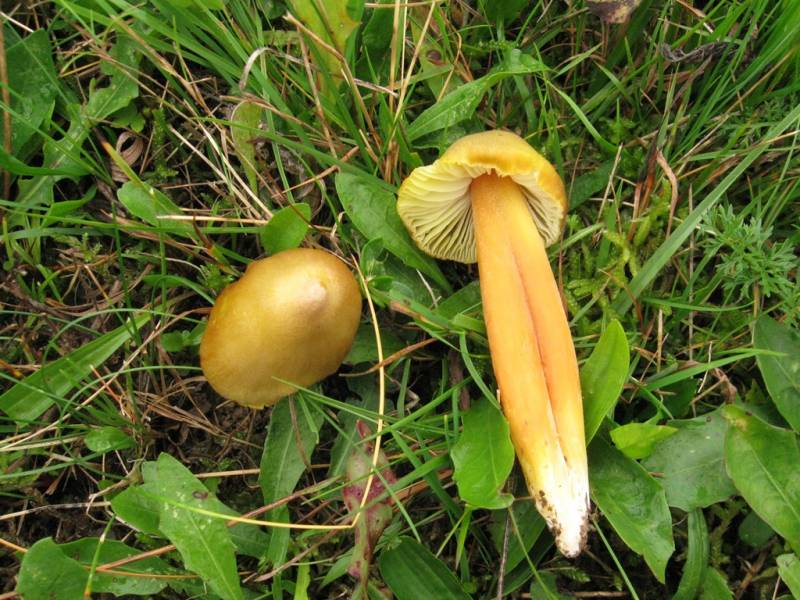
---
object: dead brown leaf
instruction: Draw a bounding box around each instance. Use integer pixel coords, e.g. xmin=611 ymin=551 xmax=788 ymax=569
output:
xmin=586 ymin=0 xmax=641 ymax=23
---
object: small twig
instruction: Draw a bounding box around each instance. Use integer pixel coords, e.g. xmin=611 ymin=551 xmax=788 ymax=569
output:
xmin=0 ymin=501 xmax=111 ymax=522
xmin=250 ymin=529 xmax=338 ymax=583
xmin=496 ymin=509 xmax=512 ymax=600
xmin=735 ymin=546 xmax=771 ymax=599
xmin=0 ymin=536 xmax=26 ymax=554
xmin=344 ymin=337 xmax=438 ymax=376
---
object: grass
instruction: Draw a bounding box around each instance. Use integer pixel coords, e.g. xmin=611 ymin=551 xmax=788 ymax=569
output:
xmin=2 ymin=0 xmax=800 ymax=598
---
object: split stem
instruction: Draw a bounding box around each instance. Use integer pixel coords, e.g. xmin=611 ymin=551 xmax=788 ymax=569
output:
xmin=471 ymin=173 xmax=589 ymax=558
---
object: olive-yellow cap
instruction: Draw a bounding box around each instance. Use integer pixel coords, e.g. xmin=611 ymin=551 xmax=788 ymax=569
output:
xmin=200 ymin=248 xmax=361 ymax=408
xmin=397 ymin=130 xmax=567 ymax=263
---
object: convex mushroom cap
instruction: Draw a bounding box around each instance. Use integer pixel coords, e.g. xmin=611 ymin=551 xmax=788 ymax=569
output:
xmin=200 ymin=248 xmax=362 ymax=408
xmin=396 ymin=130 xmax=567 ymax=263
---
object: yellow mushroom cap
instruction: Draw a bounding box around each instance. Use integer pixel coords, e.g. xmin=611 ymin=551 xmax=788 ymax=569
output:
xmin=396 ymin=130 xmax=567 ymax=263
xmin=200 ymin=248 xmax=362 ymax=408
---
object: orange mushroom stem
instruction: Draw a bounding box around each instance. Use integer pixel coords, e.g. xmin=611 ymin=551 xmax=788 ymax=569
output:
xmin=396 ymin=130 xmax=589 ymax=557
xmin=471 ymin=174 xmax=588 ymax=557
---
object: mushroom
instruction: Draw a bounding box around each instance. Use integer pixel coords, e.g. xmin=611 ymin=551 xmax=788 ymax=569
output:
xmin=396 ymin=130 xmax=588 ymax=558
xmin=200 ymin=248 xmax=362 ymax=408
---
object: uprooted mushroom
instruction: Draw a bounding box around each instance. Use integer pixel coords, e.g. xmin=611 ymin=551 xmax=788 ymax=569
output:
xmin=397 ymin=130 xmax=589 ymax=558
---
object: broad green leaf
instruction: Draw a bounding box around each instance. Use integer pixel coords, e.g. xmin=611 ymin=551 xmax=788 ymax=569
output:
xmin=335 ymin=171 xmax=449 ymax=290
xmin=406 ymin=49 xmax=546 ymax=142
xmin=5 ymin=28 xmax=59 ymax=156
xmin=84 ymin=426 xmax=135 ymax=453
xmin=142 ymin=454 xmax=243 ymax=600
xmin=611 ymin=102 xmax=800 ymax=316
xmin=85 ymin=34 xmax=141 ymax=121
xmin=643 ymin=410 xmax=735 ymax=511
xmin=16 ymin=538 xmax=88 ymax=600
xmin=672 ymin=510 xmax=709 ymax=600
xmin=379 ymin=538 xmax=472 ymax=600
xmin=230 ymin=101 xmax=262 ymax=191
xmin=451 ymin=399 xmax=514 ymax=509
xmin=110 ymin=486 xmax=161 ymax=535
xmin=118 ymin=181 xmax=194 ymax=236
xmin=111 ymin=479 xmax=267 ymax=558
xmin=581 ymin=320 xmax=629 ymax=442
xmin=259 ymin=396 xmax=325 ymax=566
xmin=589 ymin=436 xmax=674 ymax=583
xmin=0 ymin=313 xmax=151 ymax=422
xmin=261 ymin=203 xmax=311 ymax=255
xmin=59 ymin=538 xmax=171 ymax=596
xmin=754 ymin=316 xmax=800 ymax=431
xmin=698 ymin=568 xmax=733 ymax=600
xmin=610 ymin=423 xmax=677 ymax=459
xmin=778 ymin=554 xmax=800 ymax=598
xmin=723 ymin=405 xmax=800 ymax=552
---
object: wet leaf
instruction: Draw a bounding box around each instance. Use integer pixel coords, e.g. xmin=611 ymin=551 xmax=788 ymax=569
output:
xmin=380 ymin=537 xmax=472 ymax=600
xmin=589 ymin=436 xmax=674 ymax=583
xmin=111 ymin=476 xmax=267 ymax=559
xmin=754 ymin=316 xmax=800 ymax=431
xmin=723 ymin=405 xmax=800 ymax=552
xmin=451 ymin=399 xmax=514 ymax=509
xmin=141 ymin=454 xmax=243 ymax=600
xmin=643 ymin=409 xmax=735 ymax=511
